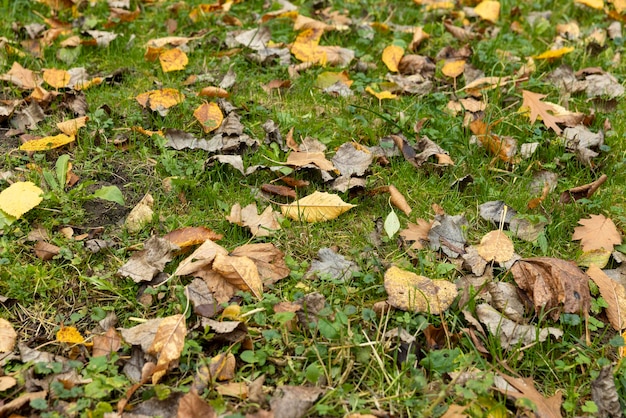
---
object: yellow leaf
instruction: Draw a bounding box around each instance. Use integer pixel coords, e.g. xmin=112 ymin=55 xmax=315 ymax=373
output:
xmin=159 ymin=48 xmax=188 ymax=72
xmin=577 ymin=249 xmax=612 ymax=268
xmin=384 ymin=266 xmax=457 ymax=314
xmin=281 ymin=191 xmax=355 ymax=222
xmin=532 ymin=46 xmax=574 ymax=60
xmin=0 ymin=181 xmax=43 ymax=218
xmin=0 ymin=319 xmax=17 ymax=353
xmin=365 ymin=86 xmax=397 ymax=100
xmin=147 ymin=314 xmax=187 ymax=384
xmin=194 ymin=102 xmax=224 ymax=133
xmin=135 ymin=88 xmax=184 ymax=114
xmin=56 ymin=326 xmax=85 ymax=345
xmin=57 ymin=116 xmax=88 ymax=136
xmin=474 ymin=1 xmax=500 ymax=23
xmin=382 ymin=45 xmax=404 ymax=72
xmin=476 ymin=230 xmax=515 ymax=262
xmin=442 ymin=59 xmax=466 ymax=78
xmin=575 ymin=0 xmax=604 ymax=8
xmin=20 ymin=134 xmax=75 ymax=151
xmin=290 ymin=27 xmax=326 ymax=64
xmin=43 ymin=68 xmax=70 ymax=89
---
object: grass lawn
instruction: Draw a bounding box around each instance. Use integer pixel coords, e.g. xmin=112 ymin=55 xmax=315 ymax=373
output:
xmin=1 ymin=0 xmax=626 ymax=416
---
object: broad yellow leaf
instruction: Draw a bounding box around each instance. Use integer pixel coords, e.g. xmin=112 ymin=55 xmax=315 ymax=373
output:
xmin=291 ymin=27 xmax=325 ymax=64
xmin=365 ymin=86 xmax=397 ymax=100
xmin=477 ymin=230 xmax=514 ymax=262
xmin=575 ymin=0 xmax=604 ymax=8
xmin=382 ymin=45 xmax=404 ymax=72
xmin=147 ymin=314 xmax=186 ymax=384
xmin=281 ymin=191 xmax=355 ymax=222
xmin=57 ymin=116 xmax=88 ymax=136
xmin=532 ymin=47 xmax=574 ymax=60
xmin=474 ymin=1 xmax=500 ymax=23
xmin=56 ymin=326 xmax=85 ymax=344
xmin=43 ymin=68 xmax=70 ymax=89
xmin=194 ymin=102 xmax=224 ymax=133
xmin=159 ymin=48 xmax=188 ymax=72
xmin=0 ymin=182 xmax=43 ymax=219
xmin=20 ymin=134 xmax=75 ymax=151
xmin=384 ymin=266 xmax=457 ymax=314
xmin=442 ymin=59 xmax=466 ymax=78
xmin=611 ymin=0 xmax=626 ymax=13
xmin=135 ymin=88 xmax=184 ymax=115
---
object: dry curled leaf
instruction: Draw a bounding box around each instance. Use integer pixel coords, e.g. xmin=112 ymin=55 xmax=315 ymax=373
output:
xmin=147 ymin=314 xmax=187 ymax=384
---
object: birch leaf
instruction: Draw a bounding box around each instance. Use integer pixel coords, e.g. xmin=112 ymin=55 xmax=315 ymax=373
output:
xmin=384 ymin=210 xmax=400 ymax=239
xmin=281 ymin=191 xmax=355 ymax=222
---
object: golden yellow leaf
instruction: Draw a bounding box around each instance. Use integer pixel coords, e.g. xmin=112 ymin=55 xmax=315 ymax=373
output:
xmin=611 ymin=0 xmax=626 ymax=13
xmin=159 ymin=48 xmax=188 ymax=72
xmin=474 ymin=1 xmax=500 ymax=23
xmin=199 ymin=86 xmax=229 ymax=98
xmin=532 ymin=47 xmax=574 ymax=60
xmin=56 ymin=326 xmax=85 ymax=345
xmin=476 ymin=230 xmax=514 ymax=262
xmin=290 ymin=28 xmax=326 ymax=64
xmin=194 ymin=102 xmax=224 ymax=133
xmin=442 ymin=59 xmax=466 ymax=78
xmin=43 ymin=68 xmax=70 ymax=89
xmin=382 ymin=45 xmax=404 ymax=72
xmin=384 ymin=266 xmax=457 ymax=314
xmin=0 ymin=319 xmax=17 ymax=353
xmin=20 ymin=134 xmax=75 ymax=151
xmin=0 ymin=181 xmax=43 ymax=219
xmin=57 ymin=116 xmax=88 ymax=136
xmin=575 ymin=0 xmax=604 ymax=8
xmin=147 ymin=314 xmax=187 ymax=384
xmin=281 ymin=191 xmax=355 ymax=222
xmin=73 ymin=77 xmax=102 ymax=90
xmin=135 ymin=88 xmax=184 ymax=114
xmin=365 ymin=86 xmax=397 ymax=100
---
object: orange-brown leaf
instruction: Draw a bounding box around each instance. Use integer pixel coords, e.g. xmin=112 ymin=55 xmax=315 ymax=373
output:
xmin=572 ymin=214 xmax=622 ymax=252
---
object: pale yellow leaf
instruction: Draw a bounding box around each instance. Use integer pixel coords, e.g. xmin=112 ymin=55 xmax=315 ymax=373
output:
xmin=43 ymin=68 xmax=70 ymax=89
xmin=365 ymin=86 xmax=397 ymax=100
xmin=575 ymin=0 xmax=604 ymax=8
xmin=57 ymin=116 xmax=88 ymax=136
xmin=0 ymin=181 xmax=43 ymax=219
xmin=281 ymin=191 xmax=355 ymax=222
xmin=384 ymin=266 xmax=457 ymax=314
xmin=20 ymin=134 xmax=75 ymax=151
xmin=474 ymin=1 xmax=500 ymax=23
xmin=0 ymin=319 xmax=17 ymax=353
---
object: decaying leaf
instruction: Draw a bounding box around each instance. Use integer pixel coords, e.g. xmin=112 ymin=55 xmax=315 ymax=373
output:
xmin=562 ymin=125 xmax=604 ymax=166
xmin=331 ymin=142 xmax=373 ymax=177
xmin=270 ymin=386 xmax=325 ymax=418
xmin=281 ymin=191 xmax=355 ymax=222
xmin=147 ymin=314 xmax=187 ymax=384
xmin=591 ymin=366 xmax=622 ymax=418
xmin=231 ymin=243 xmax=290 ymax=285
xmin=226 ymin=203 xmax=282 ymax=237
xmin=125 ymin=193 xmax=154 ymax=233
xmin=117 ymin=236 xmax=180 ymax=283
xmin=93 ymin=327 xmax=122 ymax=358
xmin=586 ymin=265 xmax=626 ymax=330
xmin=186 ymin=278 xmax=218 ymax=318
xmin=560 ymin=174 xmax=607 ymax=203
xmin=212 ymin=253 xmax=263 ymax=299
xmin=400 ymin=219 xmax=432 ymax=250
xmin=307 ymin=247 xmax=359 ymax=282
xmin=572 ymin=214 xmax=621 ymax=252
xmin=0 ymin=319 xmax=17 ymax=353
xmin=510 ymin=257 xmax=591 ymax=320
xmin=388 ymin=185 xmax=412 ymax=216
xmin=34 ymin=240 xmax=60 ymax=260
xmin=429 ymin=214 xmax=467 ymax=258
xmin=476 ymin=230 xmax=514 ymax=263
xmin=135 ymin=88 xmax=184 ymax=116
xmin=495 ymin=373 xmax=563 ymax=418
xmin=174 ymin=239 xmax=228 ymax=277
xmin=384 ymin=266 xmax=458 ymax=314
xmin=177 ymin=391 xmax=217 ymax=418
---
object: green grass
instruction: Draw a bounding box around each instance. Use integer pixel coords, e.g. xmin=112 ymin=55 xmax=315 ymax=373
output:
xmin=1 ymin=0 xmax=626 ymax=416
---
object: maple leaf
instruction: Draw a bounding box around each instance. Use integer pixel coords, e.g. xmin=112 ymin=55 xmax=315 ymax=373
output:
xmin=399 ymin=219 xmax=432 ymax=249
xmin=520 ymin=90 xmax=567 ymax=134
xmin=572 ymin=214 xmax=621 ymax=252
xmin=495 ymin=373 xmax=563 ymax=418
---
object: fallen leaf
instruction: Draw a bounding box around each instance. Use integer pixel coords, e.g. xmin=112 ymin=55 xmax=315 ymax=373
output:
xmin=365 ymin=86 xmax=397 ymax=100
xmin=177 ymin=391 xmax=217 ymax=418
xmin=400 ymin=219 xmax=432 ymax=249
xmin=575 ymin=0 xmax=604 ymax=8
xmin=163 ymin=226 xmax=223 ymax=249
xmin=226 ymin=203 xmax=281 ymax=237
xmin=174 ymin=239 xmax=228 ymax=277
xmin=591 ymin=366 xmax=622 ymax=418
xmin=147 ymin=314 xmax=187 ymax=384
xmin=231 ymin=243 xmax=290 ymax=285
xmin=476 ymin=230 xmax=514 ymax=262
xmin=562 ymin=125 xmax=604 ymax=166
xmin=307 ymin=247 xmax=359 ymax=281
xmin=270 ymin=386 xmax=325 ymax=418
xmin=20 ymin=134 xmax=75 ymax=151
xmin=384 ymin=210 xmax=401 ymax=239
xmin=194 ymin=102 xmax=224 ymax=133
xmin=474 ymin=1 xmax=500 ymax=22
xmin=125 ymin=193 xmax=154 ymax=233
xmin=429 ymin=214 xmax=467 ymax=258
xmin=495 ymin=373 xmax=563 ymax=418
xmin=0 ymin=319 xmax=17 ymax=353
xmin=57 ymin=116 xmax=88 ymax=136
xmin=442 ymin=59 xmax=465 ymax=78
xmin=212 ymin=253 xmax=263 ymax=299
xmin=136 ymin=88 xmax=184 ymax=116
xmin=586 ymin=265 xmax=626 ymax=330
xmin=520 ymin=90 xmax=567 ymax=134
xmin=216 ymin=382 xmax=248 ymax=399
xmin=281 ymin=191 xmax=355 ymax=223
xmin=34 ymin=241 xmax=60 ymax=260
xmin=0 ymin=391 xmax=47 ymax=418
xmin=388 ymin=185 xmax=412 ymax=215
xmin=331 ymin=142 xmax=373 ymax=177
xmin=0 ymin=181 xmax=43 ymax=218
xmin=384 ymin=266 xmax=458 ymax=314
xmin=56 ymin=325 xmax=85 ymax=345
xmin=261 ymin=184 xmax=296 ymax=199
xmin=510 ymin=257 xmax=591 ymax=320
xmin=93 ymin=327 xmax=122 ymax=357
xmin=533 ymin=46 xmax=574 ymax=60
xmin=117 ymin=236 xmax=180 ymax=282
xmin=286 ymin=151 xmax=335 ymax=171
xmin=560 ymin=174 xmax=607 ymax=203
xmin=43 ymin=68 xmax=70 ymax=88
xmin=382 ymin=44 xmax=404 ymax=72
xmin=186 ymin=278 xmax=218 ymax=318
xmin=159 ymin=48 xmax=188 ymax=72
xmin=572 ymin=214 xmax=621 ymax=252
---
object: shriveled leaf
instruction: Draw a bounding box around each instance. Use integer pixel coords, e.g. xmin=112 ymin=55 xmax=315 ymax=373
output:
xmin=286 ymin=151 xmax=335 ymax=171
xmin=388 ymin=185 xmax=412 ymax=215
xmin=384 ymin=210 xmax=401 ymax=239
xmin=136 ymin=88 xmax=184 ymax=116
xmin=331 ymin=142 xmax=372 ymax=177
xmin=186 ymin=278 xmax=218 ymax=318
xmin=365 ymin=86 xmax=397 ymax=100
xmin=382 ymin=45 xmax=404 ymax=72
xmin=174 ymin=239 xmax=228 ymax=277
xmin=231 ymin=243 xmax=290 ymax=285
xmin=476 ymin=230 xmax=514 ymax=262
xmin=281 ymin=191 xmax=355 ymax=222
xmin=20 ymin=134 xmax=75 ymax=151
xmin=0 ymin=182 xmax=43 ymax=219
xmin=147 ymin=314 xmax=187 ymax=384
xmin=199 ymin=86 xmax=229 ymax=98
xmin=163 ymin=226 xmax=223 ymax=249
xmin=429 ymin=214 xmax=467 ymax=258
xmin=93 ymin=327 xmax=122 ymax=358
xmin=117 ymin=236 xmax=180 ymax=283
xmin=212 ymin=253 xmax=263 ymax=299
xmin=510 ymin=257 xmax=591 ymax=320
xmin=226 ymin=203 xmax=281 ymax=237
xmin=308 ymin=247 xmax=359 ymax=282
xmin=573 ymin=214 xmax=621 ymax=252
xmin=34 ymin=241 xmax=60 ymax=260
xmin=587 ymin=265 xmax=626 ymax=330
xmin=57 ymin=116 xmax=88 ymax=136
xmin=0 ymin=319 xmax=17 ymax=353
xmin=400 ymin=219 xmax=432 ymax=250
xmin=125 ymin=193 xmax=153 ymax=232
xmin=384 ymin=266 xmax=458 ymax=314
xmin=177 ymin=391 xmax=216 ymax=418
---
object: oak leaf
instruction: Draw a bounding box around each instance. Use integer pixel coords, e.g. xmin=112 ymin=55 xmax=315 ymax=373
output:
xmin=226 ymin=203 xmax=281 ymax=237
xmin=572 ymin=214 xmax=621 ymax=252
xmin=520 ymin=90 xmax=567 ymax=134
xmin=281 ymin=191 xmax=355 ymax=222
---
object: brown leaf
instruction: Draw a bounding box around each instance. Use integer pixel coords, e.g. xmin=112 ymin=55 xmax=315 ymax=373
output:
xmin=147 ymin=314 xmax=187 ymax=384
xmin=177 ymin=391 xmax=216 ymax=418
xmin=174 ymin=239 xmax=228 ymax=277
xmin=388 ymin=185 xmax=412 ymax=215
xmin=476 ymin=230 xmax=514 ymax=262
xmin=495 ymin=373 xmax=563 ymax=418
xmin=586 ymin=265 xmax=626 ymax=330
xmin=226 ymin=203 xmax=281 ymax=237
xmin=591 ymin=366 xmax=622 ymax=418
xmin=34 ymin=240 xmax=60 ymax=260
xmin=286 ymin=151 xmax=335 ymax=171
xmin=261 ymin=184 xmax=296 ymax=199
xmin=212 ymin=253 xmax=263 ymax=299
xmin=0 ymin=319 xmax=17 ymax=353
xmin=92 ymin=327 xmax=122 ymax=358
xmin=231 ymin=243 xmax=290 ymax=285
xmin=510 ymin=257 xmax=591 ymax=320
xmin=399 ymin=219 xmax=432 ymax=250
xmin=163 ymin=226 xmax=223 ymax=249
xmin=560 ymin=174 xmax=607 ymax=203
xmin=572 ymin=214 xmax=621 ymax=252
xmin=270 ymin=386 xmax=325 ymax=418
xmin=186 ymin=278 xmax=218 ymax=318
xmin=520 ymin=90 xmax=567 ymax=134
xmin=0 ymin=391 xmax=47 ymax=418
xmin=117 ymin=236 xmax=179 ymax=283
